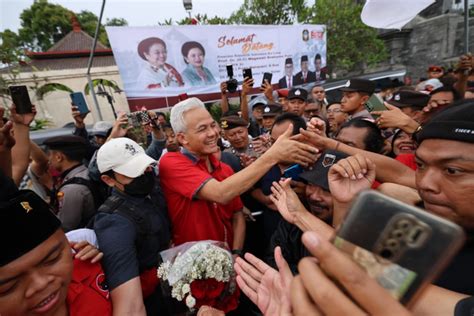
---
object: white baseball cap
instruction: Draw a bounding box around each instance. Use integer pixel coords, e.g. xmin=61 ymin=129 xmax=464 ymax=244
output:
xmin=97 ymin=138 xmax=156 ymax=178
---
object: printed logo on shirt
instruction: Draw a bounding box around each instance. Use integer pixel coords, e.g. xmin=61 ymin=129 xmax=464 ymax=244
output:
xmin=91 ymin=273 xmax=110 ymax=299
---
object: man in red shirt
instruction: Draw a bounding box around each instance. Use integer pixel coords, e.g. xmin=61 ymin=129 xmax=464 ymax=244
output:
xmin=0 ymin=190 xmax=112 ymax=316
xmin=159 ymin=97 xmax=318 ymax=254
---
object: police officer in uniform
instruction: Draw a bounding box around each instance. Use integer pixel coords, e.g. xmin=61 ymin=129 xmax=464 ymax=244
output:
xmin=44 ymin=135 xmax=96 ymax=232
xmin=93 ymin=137 xmax=171 ymax=315
xmin=221 ymin=115 xmax=259 ymax=158
xmin=261 ymin=103 xmax=283 ymax=132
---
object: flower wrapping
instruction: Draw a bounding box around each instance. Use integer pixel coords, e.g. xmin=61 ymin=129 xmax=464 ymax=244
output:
xmin=157 ymin=240 xmax=239 ymax=313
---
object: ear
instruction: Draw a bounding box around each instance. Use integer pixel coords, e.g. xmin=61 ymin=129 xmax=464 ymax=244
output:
xmin=100 ymin=174 xmax=116 ymax=188
xmin=360 ymin=94 xmax=370 ymax=105
xmin=176 ymin=132 xmax=188 ymax=146
xmin=55 ymin=151 xmax=65 ymax=162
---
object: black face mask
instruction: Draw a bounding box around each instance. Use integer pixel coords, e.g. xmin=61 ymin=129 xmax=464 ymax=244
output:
xmin=120 ymin=171 xmax=155 ymax=197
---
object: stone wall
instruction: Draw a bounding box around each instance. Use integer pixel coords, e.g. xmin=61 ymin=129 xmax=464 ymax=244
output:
xmin=379 ymin=13 xmax=474 ymax=80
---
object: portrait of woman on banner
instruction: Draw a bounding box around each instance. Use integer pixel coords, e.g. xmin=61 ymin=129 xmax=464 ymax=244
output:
xmin=181 ymin=41 xmax=217 ymax=86
xmin=136 ymin=37 xmax=184 ymax=89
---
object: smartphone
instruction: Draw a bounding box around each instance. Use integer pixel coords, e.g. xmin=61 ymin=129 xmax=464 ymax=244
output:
xmin=127 ymin=110 xmax=150 ymax=127
xmin=243 ymin=68 xmax=253 ymax=86
xmin=333 ymin=190 xmax=465 ymax=306
xmin=262 ymin=72 xmax=273 ymax=86
xmin=365 ymin=94 xmax=386 ymax=119
xmin=226 ymin=64 xmax=234 ymax=78
xmin=9 ymin=85 xmax=32 ymax=114
xmin=70 ymin=92 xmax=90 ymax=117
xmin=283 ymin=164 xmax=304 ymax=181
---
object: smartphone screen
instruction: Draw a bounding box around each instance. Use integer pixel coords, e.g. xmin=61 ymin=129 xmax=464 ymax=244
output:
xmin=262 ymin=72 xmax=273 ymax=86
xmin=334 ymin=191 xmax=465 ymax=306
xmin=283 ymin=164 xmax=304 ymax=181
xmin=9 ymin=85 xmax=32 ymax=114
xmin=70 ymin=92 xmax=90 ymax=116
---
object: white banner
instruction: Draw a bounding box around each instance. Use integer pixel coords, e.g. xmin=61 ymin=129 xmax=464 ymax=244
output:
xmin=106 ymin=25 xmax=327 ymax=98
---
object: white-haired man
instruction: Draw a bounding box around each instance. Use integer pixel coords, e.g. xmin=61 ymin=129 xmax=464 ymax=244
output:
xmin=159 ymin=97 xmax=318 ymax=255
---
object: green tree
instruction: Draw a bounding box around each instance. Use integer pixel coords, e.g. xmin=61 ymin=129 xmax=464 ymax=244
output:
xmin=229 ymin=0 xmax=308 ymax=24
xmin=0 ymin=30 xmax=22 ymax=65
xmin=18 ymin=0 xmax=73 ymax=52
xmin=307 ymin=0 xmax=387 ymax=73
xmin=77 ymin=11 xmax=128 ymax=47
xmin=12 ymin=1 xmax=128 ymax=53
xmin=160 ymin=14 xmax=228 ymax=25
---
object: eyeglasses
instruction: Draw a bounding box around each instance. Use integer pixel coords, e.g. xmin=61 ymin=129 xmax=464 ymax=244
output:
xmin=327 ymin=109 xmax=343 ymax=114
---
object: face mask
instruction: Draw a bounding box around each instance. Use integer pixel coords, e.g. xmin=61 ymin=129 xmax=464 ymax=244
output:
xmin=121 ymin=171 xmax=155 ymax=197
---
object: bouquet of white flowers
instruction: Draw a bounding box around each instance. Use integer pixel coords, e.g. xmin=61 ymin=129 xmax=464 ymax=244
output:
xmin=157 ymin=240 xmax=239 ymax=313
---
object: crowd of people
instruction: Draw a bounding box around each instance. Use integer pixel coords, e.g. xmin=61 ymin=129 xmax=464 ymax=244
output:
xmin=1 ymin=53 xmax=474 ymax=316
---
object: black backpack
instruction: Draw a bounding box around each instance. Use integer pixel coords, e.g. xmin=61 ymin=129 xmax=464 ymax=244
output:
xmin=52 ymin=177 xmax=110 ymax=212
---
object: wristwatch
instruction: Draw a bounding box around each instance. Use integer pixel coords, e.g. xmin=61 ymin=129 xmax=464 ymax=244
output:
xmin=231 ymin=249 xmax=244 ymax=257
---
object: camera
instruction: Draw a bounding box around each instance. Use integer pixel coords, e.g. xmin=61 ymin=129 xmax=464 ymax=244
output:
xmin=226 ymin=64 xmax=238 ymax=93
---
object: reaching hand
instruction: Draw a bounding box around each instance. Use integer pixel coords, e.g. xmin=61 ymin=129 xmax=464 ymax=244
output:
xmin=234 ymin=247 xmax=293 ymax=316
xmin=197 ymin=306 xmax=225 ymax=316
xmin=270 ymin=178 xmax=306 ymax=225
xmin=70 ymin=240 xmax=103 ymax=263
xmin=260 ymin=80 xmax=274 ymax=102
xmin=71 ymin=104 xmax=87 ymax=128
xmin=290 ymin=231 xmax=411 ymax=316
xmin=291 ymin=128 xmax=329 ymax=151
xmin=328 ymin=154 xmax=376 ymax=204
xmin=242 ymin=77 xmax=254 ymax=95
xmin=109 ymin=112 xmax=132 ymax=139
xmin=373 ymin=102 xmax=414 ymax=130
xmin=9 ymin=104 xmax=36 ymax=126
xmin=0 ymin=119 xmax=15 ymax=152
xmin=267 ymin=124 xmax=319 ymax=167
xmin=307 ymin=117 xmax=327 ymax=137
xmin=220 ymin=81 xmax=228 ymax=95
xmin=240 ymin=153 xmax=257 ymax=168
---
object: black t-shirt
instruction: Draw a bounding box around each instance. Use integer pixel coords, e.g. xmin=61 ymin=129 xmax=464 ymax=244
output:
xmin=435 ymin=241 xmax=474 ymax=295
xmin=0 ymin=170 xmax=18 ymax=201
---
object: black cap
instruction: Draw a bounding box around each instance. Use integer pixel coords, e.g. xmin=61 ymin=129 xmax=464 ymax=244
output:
xmin=220 ymin=115 xmax=248 ymax=130
xmin=0 ymin=190 xmax=61 ymax=266
xmin=301 ymin=55 xmax=308 ymax=62
xmin=262 ymin=103 xmax=283 ymax=117
xmin=288 ymin=88 xmax=308 ymax=101
xmin=285 ymin=58 xmax=293 ymax=65
xmin=299 ymin=150 xmax=348 ymax=191
xmin=44 ymin=135 xmax=88 ymax=160
xmin=339 ymin=78 xmax=376 ymax=94
xmin=44 ymin=135 xmax=88 ymax=150
xmin=416 ymin=100 xmax=474 ymax=144
xmin=387 ymin=91 xmax=430 ymax=109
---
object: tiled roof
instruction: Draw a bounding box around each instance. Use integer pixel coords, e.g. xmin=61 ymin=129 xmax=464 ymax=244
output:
xmin=47 ymin=29 xmax=109 ymax=52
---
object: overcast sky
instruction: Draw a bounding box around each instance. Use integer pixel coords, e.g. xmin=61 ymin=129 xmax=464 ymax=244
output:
xmin=0 ymin=0 xmax=244 ymax=32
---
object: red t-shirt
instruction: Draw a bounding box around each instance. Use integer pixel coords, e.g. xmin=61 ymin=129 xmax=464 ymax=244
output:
xmin=396 ymin=153 xmax=417 ymax=171
xmin=159 ymin=151 xmax=243 ymax=248
xmin=67 ymin=258 xmax=112 ymax=316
